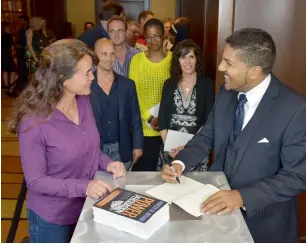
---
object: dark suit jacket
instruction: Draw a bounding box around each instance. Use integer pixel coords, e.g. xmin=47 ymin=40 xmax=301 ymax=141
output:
xmin=90 ymin=72 xmax=143 ymax=163
xmin=78 ymin=23 xmax=108 ymax=49
xmin=176 ymin=74 xmax=306 ymax=242
xmin=159 ymin=75 xmax=215 ymax=132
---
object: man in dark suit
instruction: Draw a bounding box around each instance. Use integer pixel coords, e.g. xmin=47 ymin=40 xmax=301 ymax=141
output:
xmin=161 ymin=28 xmax=306 ymax=242
xmin=78 ymin=0 xmax=124 ymax=49
xmin=90 ymin=38 xmax=143 ymax=170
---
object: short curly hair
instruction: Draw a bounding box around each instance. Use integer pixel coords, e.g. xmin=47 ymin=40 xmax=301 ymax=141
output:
xmin=226 ymin=28 xmax=276 ymax=74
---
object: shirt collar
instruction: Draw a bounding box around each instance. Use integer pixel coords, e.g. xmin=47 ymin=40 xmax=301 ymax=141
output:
xmin=100 ymin=21 xmax=108 ymax=31
xmin=52 ymin=95 xmax=85 ymax=124
xmin=238 ymin=74 xmax=271 ymax=107
xmin=114 ymin=45 xmax=134 ymax=64
xmin=93 ymin=70 xmax=118 ymax=86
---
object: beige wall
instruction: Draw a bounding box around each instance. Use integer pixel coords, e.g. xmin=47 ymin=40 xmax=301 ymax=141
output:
xmin=66 ymin=0 xmax=95 ymax=37
xmin=151 ymin=0 xmax=176 ymax=20
xmin=26 ymin=0 xmax=175 ymax=37
xmin=26 ymin=0 xmax=31 ymax=17
xmin=66 ymin=0 xmax=176 ymax=37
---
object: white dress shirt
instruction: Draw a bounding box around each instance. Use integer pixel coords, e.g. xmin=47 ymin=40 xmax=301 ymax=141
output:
xmin=239 ymin=74 xmax=271 ymax=130
xmin=173 ymin=74 xmax=271 ymax=172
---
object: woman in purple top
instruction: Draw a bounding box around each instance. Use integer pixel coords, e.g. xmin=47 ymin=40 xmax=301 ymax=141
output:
xmin=8 ymin=39 xmax=126 ymax=243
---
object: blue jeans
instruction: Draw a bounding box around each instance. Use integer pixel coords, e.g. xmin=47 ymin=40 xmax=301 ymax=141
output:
xmin=27 ymin=209 xmax=76 ymax=243
xmin=102 ymin=142 xmax=132 ymax=170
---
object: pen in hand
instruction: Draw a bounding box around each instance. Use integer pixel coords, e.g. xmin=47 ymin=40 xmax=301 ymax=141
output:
xmin=167 ymin=162 xmax=180 ymax=184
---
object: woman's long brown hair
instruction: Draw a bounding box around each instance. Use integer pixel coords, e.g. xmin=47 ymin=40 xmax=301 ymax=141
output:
xmin=170 ymin=39 xmax=204 ymax=88
xmin=8 ymin=39 xmax=97 ymax=134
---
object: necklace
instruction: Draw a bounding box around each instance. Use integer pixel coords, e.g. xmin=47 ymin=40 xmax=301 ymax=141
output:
xmin=181 ymin=80 xmax=196 ymax=95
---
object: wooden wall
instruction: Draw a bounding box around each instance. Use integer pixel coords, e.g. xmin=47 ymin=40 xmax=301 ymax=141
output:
xmin=215 ymin=0 xmax=306 ymax=239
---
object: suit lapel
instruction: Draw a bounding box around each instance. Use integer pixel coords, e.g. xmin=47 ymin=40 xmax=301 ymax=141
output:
xmin=215 ymin=91 xmax=237 ymax=164
xmin=116 ymin=75 xmax=125 ymax=121
xmin=229 ymin=77 xmax=279 ymax=177
xmin=90 ymin=73 xmax=103 ymax=121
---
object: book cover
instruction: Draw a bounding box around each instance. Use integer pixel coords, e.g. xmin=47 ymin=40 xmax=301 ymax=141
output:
xmin=93 ymin=188 xmax=167 ymax=223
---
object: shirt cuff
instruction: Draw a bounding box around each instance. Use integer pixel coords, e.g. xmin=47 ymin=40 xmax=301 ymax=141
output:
xmin=100 ymin=152 xmax=112 ymax=171
xmin=172 ymin=160 xmax=185 ymax=172
xmin=76 ymin=179 xmax=90 ymax=197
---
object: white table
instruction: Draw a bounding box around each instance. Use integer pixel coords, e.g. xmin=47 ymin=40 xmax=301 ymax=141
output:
xmin=71 ymin=171 xmax=253 ymax=243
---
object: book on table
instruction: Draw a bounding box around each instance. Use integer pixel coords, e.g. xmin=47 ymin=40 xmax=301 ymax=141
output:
xmin=92 ymin=187 xmax=169 ymax=239
xmin=146 ymin=176 xmax=220 ymax=217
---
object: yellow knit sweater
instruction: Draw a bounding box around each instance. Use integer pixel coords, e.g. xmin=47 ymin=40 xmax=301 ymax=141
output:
xmin=129 ymin=51 xmax=172 ymax=137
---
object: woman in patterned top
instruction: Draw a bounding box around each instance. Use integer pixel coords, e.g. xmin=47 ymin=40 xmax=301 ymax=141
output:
xmin=159 ymin=39 xmax=215 ymax=170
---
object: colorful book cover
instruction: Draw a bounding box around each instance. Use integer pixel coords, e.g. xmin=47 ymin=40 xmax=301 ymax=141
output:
xmin=93 ymin=188 xmax=167 ymax=223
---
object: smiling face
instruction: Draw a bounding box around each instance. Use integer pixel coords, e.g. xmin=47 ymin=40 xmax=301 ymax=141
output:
xmin=95 ymin=39 xmax=116 ymax=72
xmin=108 ymin=19 xmax=126 ymax=46
xmin=63 ymin=54 xmax=94 ymax=96
xmin=179 ymin=49 xmax=196 ymax=75
xmin=218 ymin=44 xmax=251 ymax=92
xmin=145 ymin=26 xmax=164 ymax=52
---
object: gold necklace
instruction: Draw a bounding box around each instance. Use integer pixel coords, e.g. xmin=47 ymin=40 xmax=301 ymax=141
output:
xmin=181 ymin=80 xmax=196 ymax=94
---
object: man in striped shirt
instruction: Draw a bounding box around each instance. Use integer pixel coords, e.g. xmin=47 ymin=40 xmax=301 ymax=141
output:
xmin=107 ymin=16 xmax=140 ymax=77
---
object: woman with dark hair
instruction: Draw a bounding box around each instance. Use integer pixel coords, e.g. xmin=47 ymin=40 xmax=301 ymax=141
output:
xmin=159 ymin=39 xmax=214 ymax=170
xmin=8 ymin=39 xmax=125 ymax=243
xmin=129 ymin=18 xmax=172 ymax=171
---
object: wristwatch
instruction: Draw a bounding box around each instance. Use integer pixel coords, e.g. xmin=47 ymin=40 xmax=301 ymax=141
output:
xmin=147 ymin=115 xmax=153 ymax=123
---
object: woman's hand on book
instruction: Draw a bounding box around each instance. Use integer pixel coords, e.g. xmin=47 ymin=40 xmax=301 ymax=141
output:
xmin=106 ymin=161 xmax=126 ymax=178
xmin=161 ymin=163 xmax=182 ymax=183
xmin=86 ymin=180 xmax=113 ymax=199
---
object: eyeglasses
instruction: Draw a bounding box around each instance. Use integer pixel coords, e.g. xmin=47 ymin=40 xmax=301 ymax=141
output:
xmin=145 ymin=34 xmax=163 ymax=43
xmin=109 ymin=29 xmax=126 ymax=35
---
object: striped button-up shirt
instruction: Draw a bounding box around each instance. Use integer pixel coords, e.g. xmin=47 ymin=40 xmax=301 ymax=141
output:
xmin=113 ymin=45 xmax=140 ymax=77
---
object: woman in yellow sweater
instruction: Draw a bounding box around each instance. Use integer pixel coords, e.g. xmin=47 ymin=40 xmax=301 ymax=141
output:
xmin=129 ymin=18 xmax=172 ymax=171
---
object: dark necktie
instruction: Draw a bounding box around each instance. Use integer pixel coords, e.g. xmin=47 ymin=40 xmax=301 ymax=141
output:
xmin=234 ymin=94 xmax=247 ymax=139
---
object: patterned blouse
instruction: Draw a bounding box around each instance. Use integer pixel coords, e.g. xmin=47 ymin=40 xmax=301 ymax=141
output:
xmin=170 ymin=86 xmax=198 ymax=134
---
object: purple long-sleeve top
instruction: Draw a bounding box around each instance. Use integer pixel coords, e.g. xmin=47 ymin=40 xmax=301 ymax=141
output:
xmin=18 ymin=95 xmax=112 ymax=225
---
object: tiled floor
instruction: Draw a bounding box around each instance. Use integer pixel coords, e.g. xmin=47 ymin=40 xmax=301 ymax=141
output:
xmin=1 ymin=91 xmax=29 ymax=243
